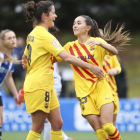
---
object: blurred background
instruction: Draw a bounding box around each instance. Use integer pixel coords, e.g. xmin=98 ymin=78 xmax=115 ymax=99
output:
xmin=1 ymin=0 xmax=140 ymax=140
xmin=1 ymin=0 xmax=140 ymax=98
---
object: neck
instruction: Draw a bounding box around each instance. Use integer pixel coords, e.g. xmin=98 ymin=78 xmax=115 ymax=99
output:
xmin=77 ymin=35 xmax=90 ymax=44
xmin=38 ymin=23 xmax=48 ymax=31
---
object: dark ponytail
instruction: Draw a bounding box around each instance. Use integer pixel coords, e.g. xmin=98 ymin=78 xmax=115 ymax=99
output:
xmin=22 ymin=0 xmax=54 ymax=24
xmin=22 ymin=1 xmax=36 ymax=22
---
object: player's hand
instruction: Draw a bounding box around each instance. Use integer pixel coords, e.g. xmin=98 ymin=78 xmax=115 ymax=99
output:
xmin=14 ymin=95 xmax=23 ymax=107
xmin=91 ymin=65 xmax=104 ymax=79
xmin=107 ymin=68 xmax=118 ymax=76
xmin=87 ymin=40 xmax=101 ymax=48
xmin=20 ymin=55 xmax=27 ymax=69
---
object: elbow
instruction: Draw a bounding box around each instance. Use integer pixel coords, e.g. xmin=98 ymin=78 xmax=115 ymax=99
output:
xmin=114 ymin=50 xmax=118 ymax=55
xmin=112 ymin=47 xmax=118 ymax=55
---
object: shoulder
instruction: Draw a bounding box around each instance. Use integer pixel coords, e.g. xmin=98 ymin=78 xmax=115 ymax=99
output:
xmin=90 ymin=37 xmax=107 ymax=44
xmin=64 ymin=41 xmax=76 ymax=48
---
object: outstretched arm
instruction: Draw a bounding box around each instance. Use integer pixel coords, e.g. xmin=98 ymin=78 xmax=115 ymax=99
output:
xmin=58 ymin=50 xmax=104 ymax=78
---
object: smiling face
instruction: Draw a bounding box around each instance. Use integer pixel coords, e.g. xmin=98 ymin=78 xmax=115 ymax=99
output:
xmin=43 ymin=5 xmax=57 ymax=28
xmin=2 ymin=31 xmax=17 ymax=49
xmin=73 ymin=16 xmax=91 ymax=37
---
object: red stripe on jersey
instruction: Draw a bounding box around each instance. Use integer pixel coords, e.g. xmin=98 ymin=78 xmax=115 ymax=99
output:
xmin=104 ymin=59 xmax=116 ymax=85
xmin=79 ymin=43 xmax=99 ymax=66
xmin=69 ymin=46 xmax=95 ymax=83
xmin=73 ymin=43 xmax=96 ymax=79
xmin=51 ymin=67 xmax=54 ymax=70
xmin=103 ymin=66 xmax=115 ymax=91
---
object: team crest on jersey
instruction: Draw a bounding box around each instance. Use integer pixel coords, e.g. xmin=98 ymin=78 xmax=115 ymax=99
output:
xmin=106 ymin=55 xmax=110 ymax=59
xmin=52 ymin=40 xmax=60 ymax=47
xmin=45 ymin=103 xmax=49 ymax=108
xmin=90 ymin=46 xmax=95 ymax=51
xmin=82 ymin=105 xmax=85 ymax=110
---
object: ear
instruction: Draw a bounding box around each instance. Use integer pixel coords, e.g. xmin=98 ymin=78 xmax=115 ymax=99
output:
xmin=87 ymin=25 xmax=91 ymax=32
xmin=42 ymin=13 xmax=47 ymax=19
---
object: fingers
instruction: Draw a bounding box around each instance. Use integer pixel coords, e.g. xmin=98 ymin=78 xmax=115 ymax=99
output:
xmin=97 ymin=70 xmax=104 ymax=79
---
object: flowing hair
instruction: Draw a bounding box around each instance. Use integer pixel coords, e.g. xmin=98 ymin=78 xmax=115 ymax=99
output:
xmin=102 ymin=20 xmax=131 ymax=51
xmin=80 ymin=15 xmax=132 ymax=50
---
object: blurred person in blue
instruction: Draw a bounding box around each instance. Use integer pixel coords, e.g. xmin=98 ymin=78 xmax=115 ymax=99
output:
xmin=0 ymin=29 xmax=22 ymax=140
xmin=12 ymin=37 xmax=26 ymax=91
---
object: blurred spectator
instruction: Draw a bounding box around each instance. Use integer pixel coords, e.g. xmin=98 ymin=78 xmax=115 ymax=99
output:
xmin=114 ymin=56 xmax=128 ymax=98
xmin=12 ymin=37 xmax=26 ymax=91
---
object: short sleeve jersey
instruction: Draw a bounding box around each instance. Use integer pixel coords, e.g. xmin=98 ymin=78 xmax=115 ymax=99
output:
xmin=0 ymin=52 xmax=14 ymax=87
xmin=23 ymin=26 xmax=64 ymax=92
xmin=103 ymin=55 xmax=121 ymax=93
xmin=63 ymin=37 xmax=110 ymax=97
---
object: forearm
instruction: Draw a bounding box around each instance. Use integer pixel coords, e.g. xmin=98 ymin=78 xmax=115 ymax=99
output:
xmin=6 ymin=77 xmax=18 ymax=98
xmin=65 ymin=54 xmax=93 ymax=69
xmin=100 ymin=42 xmax=118 ymax=55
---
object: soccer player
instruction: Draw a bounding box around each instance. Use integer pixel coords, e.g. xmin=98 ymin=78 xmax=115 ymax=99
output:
xmin=99 ymin=28 xmax=122 ymax=126
xmin=22 ymin=1 xmax=104 ymax=140
xmin=55 ymin=16 xmax=131 ymax=140
xmin=44 ymin=62 xmax=74 ymax=140
xmin=103 ymin=55 xmax=121 ymax=126
xmin=0 ymin=29 xmax=22 ymax=140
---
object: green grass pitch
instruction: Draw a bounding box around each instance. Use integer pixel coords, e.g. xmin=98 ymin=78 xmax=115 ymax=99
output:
xmin=2 ymin=132 xmax=140 ymax=140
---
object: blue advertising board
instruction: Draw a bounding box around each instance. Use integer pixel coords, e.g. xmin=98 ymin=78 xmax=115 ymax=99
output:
xmin=2 ymin=97 xmax=140 ymax=132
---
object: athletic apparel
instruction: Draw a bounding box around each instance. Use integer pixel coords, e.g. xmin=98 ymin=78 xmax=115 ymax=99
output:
xmin=103 ymin=55 xmax=121 ymax=114
xmin=103 ymin=123 xmax=122 ymax=140
xmin=62 ymin=37 xmax=110 ymax=98
xmin=103 ymin=55 xmax=121 ymax=94
xmin=0 ymin=52 xmax=14 ymax=99
xmin=0 ymin=96 xmax=2 ymax=106
xmin=26 ymin=130 xmax=40 ymax=140
xmin=23 ymin=26 xmax=64 ymax=93
xmin=0 ymin=52 xmax=14 ymax=87
xmin=51 ymin=130 xmax=64 ymax=140
xmin=24 ymin=88 xmax=60 ymax=114
xmin=95 ymin=129 xmax=109 ymax=140
xmin=78 ymin=79 xmax=114 ymax=115
xmin=53 ymin=63 xmax=62 ymax=97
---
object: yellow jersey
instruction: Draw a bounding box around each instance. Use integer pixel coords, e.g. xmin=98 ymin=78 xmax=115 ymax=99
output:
xmin=103 ymin=55 xmax=121 ymax=94
xmin=63 ymin=37 xmax=110 ymax=97
xmin=24 ymin=26 xmax=64 ymax=92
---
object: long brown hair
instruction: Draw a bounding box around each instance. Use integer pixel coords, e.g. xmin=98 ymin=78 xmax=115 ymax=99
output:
xmin=103 ymin=21 xmax=131 ymax=51
xmin=80 ymin=15 xmax=131 ymax=50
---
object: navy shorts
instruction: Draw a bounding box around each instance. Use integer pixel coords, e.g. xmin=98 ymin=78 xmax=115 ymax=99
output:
xmin=0 ymin=96 xmax=3 ymax=106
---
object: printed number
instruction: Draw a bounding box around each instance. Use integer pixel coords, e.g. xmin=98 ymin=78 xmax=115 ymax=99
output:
xmin=79 ymin=97 xmax=87 ymax=105
xmin=27 ymin=44 xmax=32 ymax=66
xmin=45 ymin=92 xmax=50 ymax=102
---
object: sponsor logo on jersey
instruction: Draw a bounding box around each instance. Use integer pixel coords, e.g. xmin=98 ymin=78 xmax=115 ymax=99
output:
xmin=105 ymin=97 xmax=110 ymax=100
xmin=77 ymin=55 xmax=94 ymax=60
xmin=28 ymin=36 xmax=34 ymax=42
xmin=52 ymin=40 xmax=60 ymax=47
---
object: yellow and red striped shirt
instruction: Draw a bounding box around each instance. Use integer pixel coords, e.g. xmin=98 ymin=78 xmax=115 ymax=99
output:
xmin=63 ymin=37 xmax=110 ymax=97
xmin=103 ymin=55 xmax=121 ymax=94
